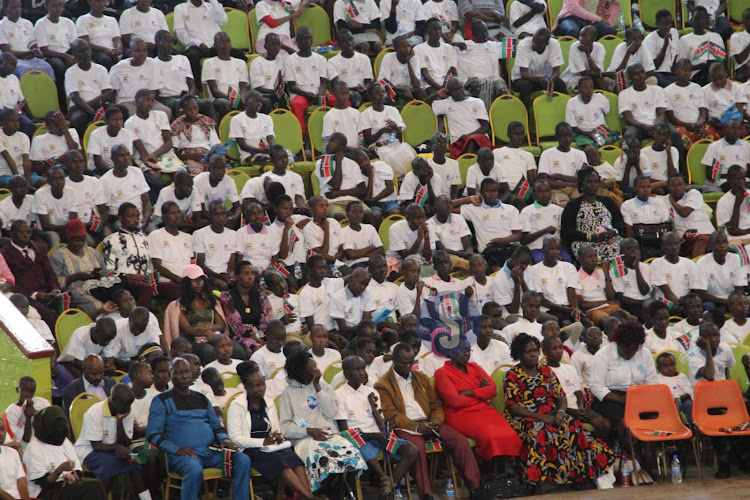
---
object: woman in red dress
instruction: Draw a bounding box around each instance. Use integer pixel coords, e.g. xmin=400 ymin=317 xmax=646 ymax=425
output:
xmin=433 ymin=335 xmax=522 ymax=461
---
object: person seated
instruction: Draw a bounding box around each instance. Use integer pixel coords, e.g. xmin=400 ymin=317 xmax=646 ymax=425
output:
xmin=418 ymin=0 xmax=460 ymax=43
xmin=671 ymin=292 xmax=702 ymax=339
xmin=61 ymin=354 xmax=117 ymax=413
xmin=227 ymin=360 xmax=315 ymax=500
xmin=261 ymin=150 xmax=306 ymax=214
xmin=333 ymin=0 xmax=382 ymax=56
xmin=562 ymin=26 xmax=607 ymax=93
xmin=428 ymin=195 xmax=472 ymax=269
xmin=677 ymin=7 xmax=725 ymax=86
xmin=685 ymin=0 xmax=731 ymax=42
xmin=24 ymin=406 xmax=108 ymax=500
xmin=73 ymin=384 xmax=152 ymax=499
xmin=730 ymin=8 xmax=750 ymax=83
xmin=298 ymin=253 xmax=345 ymax=331
xmin=284 ymin=26 xmax=330 ymax=133
xmin=429 ymin=77 xmax=490 ymax=158
xmin=716 ymin=164 xmax=750 ymax=246
xmin=509 ymin=28 xmax=566 ymax=111
xmin=314 ymin=135 xmax=368 ymax=221
xmin=376 ymin=35 xmax=425 ymax=102
xmin=506 ymin=0 xmax=545 ymax=38
xmin=0 ymin=219 xmax=60 ymax=328
xmin=422 ymin=249 xmax=470 ymax=295
xmin=58 ymin=317 xmax=117 ymax=376
xmin=565 ymin=77 xmax=614 ymax=148
xmin=529 ymin=236 xmax=579 ymax=325
xmin=542 ymin=335 xmax=611 ymax=439
xmin=322 ymin=81 xmax=361 ymax=153
xmin=359 ymin=82 xmax=417 ymax=177
xmin=398 ymin=157 xmax=441 ymax=210
xmin=170 ymin=96 xmax=220 ymax=176
xmin=703 ymin=63 xmax=747 ymax=137
xmin=422 ymin=134 xmax=459 ymax=199
xmin=0 ymin=0 xmax=54 ymax=80
xmin=119 ymin=0 xmax=167 ymax=55
xmin=605 ymin=27 xmax=657 ymax=87
xmin=249 ymin=33 xmax=287 ymax=115
xmin=327 ymin=30 xmax=373 ymax=108
xmin=264 ymin=270 xmax=307 ymax=345
xmin=4 ymin=376 xmax=51 ymax=445
xmin=375 ymin=342 xmax=482 ymax=500
xmin=249 ymin=320 xmax=288 ymax=379
xmin=201 ymin=32 xmax=249 ymax=120
xmin=0 ymin=175 xmax=32 ymax=239
xmin=664 ymin=57 xmax=713 ymax=150
xmin=690 ymin=231 xmax=747 ymax=310
xmin=387 ymin=203 xmax=435 ymax=264
xmin=174 ymin=0 xmax=237 ymax=82
xmin=464 ymin=149 xmax=500 ymax=198
xmin=109 ymin=39 xmax=171 ymax=120
xmin=395 ymin=258 xmax=425 ymax=317
xmin=0 ymin=416 xmax=30 ymax=497
xmin=493 ymin=124 xmax=535 ymax=193
xmin=75 ymin=0 xmax=122 ymax=69
xmin=330 ymin=337 xmax=378 ymax=388
xmin=300 ymin=196 xmax=346 ymax=268
xmin=65 ymin=38 xmax=114 ymax=138
xmin=153 ymin=172 xmax=199 ymax=231
xmin=86 ymin=107 xmax=135 ymax=176
xmin=340 ymin=201 xmax=384 ymax=269
xmin=688 ymin=321 xmax=736 ymax=478
xmin=309 ymin=324 xmax=344 ymax=372
xmin=702 ymin=120 xmax=750 ymax=194
xmin=127 ymin=362 xmax=155 ymax=430
xmin=649 ymin=232 xmax=696 ymax=312
xmin=107 ymin=307 xmax=163 ymax=371
xmin=267 ymin=194 xmax=309 ymax=285
xmin=642 ymin=10 xmax=680 ymax=88
xmin=574 ymin=243 xmax=626 ymax=323
xmin=611 ymin=238 xmax=652 ymax=322
xmin=620 ymin=175 xmax=671 ymax=240
xmin=30 ymin=112 xmax=81 ymax=176
xmin=230 ymin=90 xmax=275 ymax=166
xmin=0 ymin=109 xmax=38 ymax=189
xmin=570 ymin=324 xmax=605 ymax=384
xmin=655 ymin=351 xmax=694 ymax=425
xmin=192 ymin=155 xmax=241 ymax=227
xmin=470 ymin=314 xmax=512 ymax=373
xmin=520 ymin=180 xmax=567 ymax=264
xmin=663 ymin=174 xmax=713 ymax=258
xmin=413 ymin=18 xmax=457 ymax=97
xmin=31 ymin=165 xmax=76 ymax=248
xmin=255 ymin=0 xmax=305 ymax=55
xmin=0 ymin=54 xmax=35 ymax=140
xmin=643 ymin=300 xmax=684 ymax=354
xmin=235 ymin=202 xmax=282 ymax=272
xmin=279 ymin=351 xmax=367 ymax=497
xmin=95 ymin=139 xmax=147 ymax=219
xmin=125 ymin=89 xmax=184 ymax=174
xmin=537 ymin=122 xmax=588 ymax=206
xmin=500 ymin=291 xmax=543 ymax=344
xmin=613 ymin=135 xmax=647 ymax=195
xmin=146 ymin=357 xmax=250 ymax=497
xmin=192 ymin=200 xmax=238 ymax=289
xmin=148 ymin=201 xmax=193 ymax=289
xmin=30 ymin=0 xmax=73 ymax=108
xmin=201 ymin=366 xmax=239 ymax=416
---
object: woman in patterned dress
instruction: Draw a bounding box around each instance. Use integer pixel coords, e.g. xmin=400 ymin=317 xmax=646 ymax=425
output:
xmin=504 ymin=333 xmax=614 ymax=489
xmin=561 ymin=166 xmax=624 ymax=262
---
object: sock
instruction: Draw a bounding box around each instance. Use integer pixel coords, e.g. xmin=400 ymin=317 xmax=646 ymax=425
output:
xmin=138 ymin=490 xmax=153 ymax=500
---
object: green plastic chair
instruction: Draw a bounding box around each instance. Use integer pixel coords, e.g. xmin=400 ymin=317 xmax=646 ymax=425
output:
xmin=0 ymin=188 xmax=10 ymax=202
xmin=165 ymin=12 xmax=185 ymax=53
xmin=378 ymin=214 xmax=405 ymax=253
xmin=221 ymin=371 xmax=242 ymax=388
xmin=652 ymin=350 xmax=689 ymax=378
xmin=323 ymin=361 xmax=342 ymax=383
xmin=595 ymin=90 xmax=625 ymax=134
xmin=546 ymin=0 xmax=563 ymax=29
xmin=219 ymin=110 xmax=241 ymax=161
xmin=638 ymin=0 xmax=676 ymax=30
xmin=557 ymin=36 xmax=577 ymax=76
xmin=729 ymin=344 xmax=750 ymax=393
xmin=728 ymin=0 xmax=745 ymax=25
xmin=401 ymin=100 xmax=438 ymax=148
xmin=226 ymin=169 xmax=251 ymax=199
xmin=70 ymin=393 xmax=102 ymax=438
xmin=270 ymin=109 xmax=306 ymax=160
xmin=294 ymin=4 xmax=331 ymax=47
xmin=373 ymin=47 xmax=393 ymax=78
xmin=248 ymin=8 xmax=260 ymax=51
xmin=20 ymin=70 xmax=59 ymax=119
xmin=686 ymin=139 xmax=722 ymax=204
xmin=599 ymin=35 xmax=624 ymax=72
xmin=457 ymin=153 xmax=477 ymax=191
xmin=490 ymin=367 xmax=511 ymax=414
xmin=220 ymin=7 xmax=251 ymax=51
xmin=532 ymin=92 xmax=571 ymax=151
xmin=307 ymin=107 xmax=329 ymax=160
xmin=55 ymin=308 xmax=93 ymax=352
xmin=598 ymin=145 xmax=622 ymax=166
xmin=488 ymin=94 xmax=541 ymax=156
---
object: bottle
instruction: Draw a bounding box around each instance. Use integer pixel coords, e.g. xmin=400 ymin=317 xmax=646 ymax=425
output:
xmin=445 ymin=479 xmax=455 ymax=499
xmin=594 ymin=132 xmax=605 ymax=146
xmin=708 ymin=5 xmax=716 ymax=29
xmin=331 ymin=265 xmax=342 ymax=278
xmin=616 ymin=10 xmax=626 ymax=32
xmin=259 ymin=276 xmax=267 ymax=290
xmin=633 ymin=14 xmax=645 ymax=34
xmin=671 ymin=454 xmax=682 ymax=483
xmin=388 ymin=132 xmax=397 ymax=145
xmin=621 ymin=459 xmax=631 ymax=487
xmin=294 ymin=262 xmax=303 ymax=280
xmin=394 ymin=490 xmax=403 ymax=500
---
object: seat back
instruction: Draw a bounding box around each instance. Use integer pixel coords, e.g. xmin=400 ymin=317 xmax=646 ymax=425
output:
xmin=652 ymin=349 xmax=689 ymax=378
xmin=686 ymin=139 xmax=712 ymax=185
xmin=533 ymin=92 xmax=571 ymax=145
xmin=598 ymin=145 xmax=622 ymax=166
xmin=20 ymin=70 xmax=60 ymax=119
xmin=624 ymin=384 xmax=688 ymax=436
xmin=546 ymin=0 xmax=563 ymax=28
xmin=219 ymin=110 xmax=242 ymax=160
xmin=599 ymin=35 xmax=625 ymax=71
xmin=220 ymin=7 xmax=251 ymax=51
xmin=693 ymin=379 xmax=750 ymax=433
xmin=83 ymin=120 xmax=105 ymax=152
xmin=638 ymin=0 xmax=676 ymax=30
xmin=248 ymin=8 xmax=260 ymax=51
xmin=223 ymin=391 xmax=241 ymax=423
xmin=595 ymin=90 xmax=624 ymax=134
xmin=221 ymin=371 xmax=242 ymax=388
xmin=557 ymin=36 xmax=577 ymax=75
xmin=373 ymin=48 xmax=393 ymax=78
xmin=378 ymin=214 xmax=405 ymax=253
xmin=489 ymin=94 xmax=531 ymax=146
xmin=729 ymin=344 xmax=750 ymax=393
xmin=490 ymin=367 xmax=510 ymax=414
xmin=270 ymin=109 xmax=305 ymax=159
xmin=294 ymin=4 xmax=331 ymax=47
xmin=165 ymin=12 xmax=185 ymax=53
xmin=226 ymin=169 xmax=252 ymax=198
xmin=307 ymin=107 xmax=329 ymax=160
xmin=0 ymin=188 xmax=10 ymax=202
xmin=457 ymin=153 xmax=477 ymax=190
xmin=728 ymin=0 xmax=745 ymax=25
xmin=55 ymin=308 xmax=93 ymax=352
xmin=322 ymin=360 xmax=342 ymax=383
xmin=401 ymin=100 xmax=438 ymax=148
xmin=69 ymin=392 xmax=102 ymax=439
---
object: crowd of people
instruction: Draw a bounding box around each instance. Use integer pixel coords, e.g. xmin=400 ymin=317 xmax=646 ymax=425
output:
xmin=1 ymin=0 xmax=750 ymax=498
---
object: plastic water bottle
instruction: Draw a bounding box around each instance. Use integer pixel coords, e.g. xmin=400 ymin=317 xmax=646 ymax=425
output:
xmin=671 ymin=454 xmax=682 ymax=483
xmin=331 ymin=265 xmax=342 ymax=278
xmin=633 ymin=14 xmax=645 ymax=34
xmin=616 ymin=10 xmax=626 ymax=32
xmin=394 ymin=490 xmax=403 ymax=500
xmin=594 ymin=132 xmax=605 ymax=146
xmin=621 ymin=459 xmax=631 ymax=487
xmin=259 ymin=276 xmax=267 ymax=290
xmin=388 ymin=132 xmax=397 ymax=145
xmin=445 ymin=479 xmax=455 ymax=499
xmin=294 ymin=262 xmax=303 ymax=280
xmin=708 ymin=5 xmax=716 ymax=29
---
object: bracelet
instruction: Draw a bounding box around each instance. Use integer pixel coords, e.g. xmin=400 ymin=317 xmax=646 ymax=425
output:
xmin=556 ymin=409 xmax=565 ymax=415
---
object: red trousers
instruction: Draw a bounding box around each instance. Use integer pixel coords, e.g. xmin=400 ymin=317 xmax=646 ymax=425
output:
xmin=396 ymin=423 xmax=481 ymax=498
xmin=126 ymin=278 xmax=180 ymax=308
xmin=290 ymin=94 xmax=337 ymax=133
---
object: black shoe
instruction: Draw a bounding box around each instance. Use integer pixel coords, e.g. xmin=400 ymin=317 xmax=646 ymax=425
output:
xmin=715 ymin=462 xmax=731 ymax=479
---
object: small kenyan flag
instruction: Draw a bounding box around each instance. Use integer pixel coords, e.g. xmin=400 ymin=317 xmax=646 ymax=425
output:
xmin=425 ymin=438 xmax=442 ymax=451
xmin=320 ymin=155 xmax=334 ymax=178
xmin=732 ymin=245 xmax=750 ymax=267
xmin=57 ymin=291 xmax=71 ymax=313
xmin=93 ymin=107 xmax=106 ymax=122
xmin=281 ymin=0 xmax=295 ymax=14
xmin=616 ymin=70 xmax=630 ymax=92
xmin=642 ymin=429 xmax=673 ymax=437
xmin=427 ymin=286 xmax=438 ymax=296
xmin=667 ymin=207 xmax=674 ymax=224
xmin=44 ymin=157 xmax=61 ymax=167
xmin=378 ymin=79 xmax=397 ymax=100
xmin=680 ymin=229 xmax=697 ymax=243
xmin=513 ymin=175 xmax=531 ymax=200
xmin=345 ymin=0 xmax=359 ymax=21
xmin=259 ymin=137 xmax=269 ymax=149
xmin=228 ymin=87 xmax=241 ymax=109
xmin=594 ymin=125 xmax=611 ymax=138
xmin=273 ymin=261 xmax=291 ymax=277
xmin=610 ymin=256 xmax=625 ymax=278
xmin=709 ymin=159 xmax=724 ymax=181
xmin=676 ymin=334 xmax=690 ymax=351
xmin=14 ymin=100 xmax=25 ymax=112
xmin=283 ymin=294 xmax=294 ymax=314
xmin=501 ymin=37 xmax=515 ymax=58
xmin=274 ymin=72 xmax=284 ymax=98
xmin=90 ymin=214 xmax=103 ymax=233
xmin=289 ymin=228 xmax=300 ymax=252
xmin=660 ymin=298 xmax=674 ymax=311
xmin=385 ymin=430 xmax=401 ymax=454
xmin=414 ymin=185 xmax=428 ymax=206
xmin=571 ymin=308 xmax=583 ymax=322
xmin=358 ymin=131 xmax=365 ymax=147
xmin=263 ymin=212 xmax=271 ymax=226
xmin=341 ymin=428 xmax=366 ymax=447
xmin=148 ymin=272 xmax=159 ymax=295
xmin=222 ymin=449 xmax=233 ymax=478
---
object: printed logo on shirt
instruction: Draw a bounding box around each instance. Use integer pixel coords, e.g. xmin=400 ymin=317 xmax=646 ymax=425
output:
xmin=307 ymin=395 xmax=319 ymax=409
xmin=208 ymin=243 xmax=215 ymax=250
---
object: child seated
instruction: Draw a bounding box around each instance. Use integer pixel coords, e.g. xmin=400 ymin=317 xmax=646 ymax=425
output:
xmin=656 ymin=351 xmax=693 ymax=423
xmin=249 ymin=320 xmax=288 ymax=379
xmin=722 ymin=292 xmax=750 ymax=344
xmin=469 ymin=315 xmax=512 ymax=374
xmin=0 ymin=417 xmax=28 ymax=498
xmin=644 ymin=300 xmax=685 ymax=354
xmin=308 ymin=325 xmax=342 ymax=374
xmin=205 ymin=334 xmax=243 ymax=374
xmin=4 ymin=376 xmax=51 ymax=444
xmin=265 ymin=271 xmax=307 ymax=346
xmin=201 ymin=366 xmax=239 ymax=420
xmin=395 ymin=259 xmax=424 ymax=317
xmin=500 ymin=291 xmax=543 ymax=344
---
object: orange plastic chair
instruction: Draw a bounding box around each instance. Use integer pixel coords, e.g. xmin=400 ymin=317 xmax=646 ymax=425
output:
xmin=624 ymin=384 xmax=701 ymax=481
xmin=693 ymin=380 xmax=750 ymax=439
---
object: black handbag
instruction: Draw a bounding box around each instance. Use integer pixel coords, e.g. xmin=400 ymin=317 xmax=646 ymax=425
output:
xmin=471 ymin=474 xmax=525 ymax=500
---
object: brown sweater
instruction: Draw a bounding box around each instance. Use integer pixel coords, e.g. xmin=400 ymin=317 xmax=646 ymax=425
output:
xmin=374 ymin=367 xmax=445 ymax=431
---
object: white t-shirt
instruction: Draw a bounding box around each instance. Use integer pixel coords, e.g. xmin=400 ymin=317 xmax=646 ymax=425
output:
xmin=301 ymin=217 xmax=343 ymax=257
xmin=119 ymin=6 xmax=168 ymax=44
xmin=413 ymin=41 xmax=457 ymax=84
xmin=664 ymin=81 xmax=707 ymax=124
xmin=607 ymin=42 xmax=655 ymax=72
xmin=511 ymin=37 xmax=564 ymax=80
xmin=565 ymin=93 xmax=609 ymax=133
xmin=153 ymin=184 xmax=202 ymax=221
xmin=493 ymin=146 xmax=536 ymax=191
xmin=99 ymin=166 xmax=150 ymax=215
xmin=0 ymin=445 xmax=25 ymax=498
xmin=549 ymin=363 xmax=582 ymax=409
xmin=201 ymin=56 xmax=250 ymax=97
xmin=109 ymin=58 xmax=162 ymax=103
xmin=659 ymin=190 xmax=715 ymax=238
xmin=530 ymin=261 xmax=578 ymax=307
xmin=0 ymin=74 xmax=24 ymax=109
xmin=689 ymin=343 xmax=735 ymax=383
xmin=379 ymin=0 xmax=421 ymax=44
xmin=255 ymin=0 xmax=301 ymax=40
xmin=330 ymin=286 xmax=367 ymax=328
xmin=703 ymin=81 xmax=748 ymax=120
xmin=398 ymin=171 xmax=442 ymax=203
xmin=5 ymin=397 xmax=51 ymax=443
xmin=678 ymin=32 xmax=725 ymax=74
xmin=500 ymin=317 xmax=542 ymax=344
xmin=644 ymin=327 xmax=685 ymax=355
xmin=418 ymin=0 xmax=459 ymax=31
xmin=24 ymin=438 xmax=81 ymax=498
xmin=261 ymin=170 xmax=305 ymax=202
xmin=730 ymin=29 xmax=750 ymax=71
xmin=148 ymin=228 xmax=193 ymax=278
xmin=358 ymin=105 xmax=405 ymax=146
xmin=229 ymin=112 xmax=275 ymax=162
xmin=31 ymin=185 xmax=76 ymax=226
xmin=716 ymin=190 xmax=750 ymax=244
xmin=250 ymin=345 xmax=287 ymax=379
xmin=124 ymin=110 xmax=171 ymax=158
xmin=570 ymin=348 xmax=595 ymax=387
xmin=283 ymin=52 xmax=327 ymax=96
xmin=34 ymin=16 xmax=76 ymax=53
xmin=299 ymin=278 xmax=345 ymax=330
xmin=64 ymin=62 xmax=112 ymax=108
xmin=643 ymin=29 xmax=680 ymax=73
xmin=192 ymin=172 xmax=240 ymax=210
xmin=508 ymin=0 xmax=546 ymax=36
xmin=235 ymin=224 xmax=282 ymax=269
xmin=618 ymin=85 xmax=666 ymax=126
xmin=0 ymin=195 xmax=34 ymax=229
xmin=0 ymin=130 xmax=29 ymax=177
xmin=327 ymin=51 xmax=374 ymax=87
xmin=321 ymin=106 xmax=361 ymax=147
xmin=74 ymin=399 xmax=135 ymax=461
xmin=333 ymin=0 xmax=380 ymax=24
xmin=76 ymin=13 xmax=119 ymax=49
xmin=30 ymin=130 xmax=81 ymax=162
xmin=426 ymin=157 xmax=461 ymax=196
xmin=205 ymin=358 xmax=243 ymax=375
xmin=612 ymin=263 xmax=652 ymax=301
xmin=649 ymin=256 xmax=695 ymax=300
xmin=689 ymin=252 xmax=748 ymax=300
xmin=561 ymin=41 xmax=605 ymax=84
xmin=311 ymin=348 xmax=342 ymax=374
xmin=250 ymin=55 xmax=285 ymax=91
xmin=0 ymin=17 xmax=35 ymax=52
xmin=106 ymin=318 xmax=162 ymax=360
xmin=341 ymin=224 xmax=382 ymax=265
xmin=86 ymin=126 xmax=136 ymax=171
xmin=363 ymin=279 xmax=398 ymax=321
xmin=315 ymin=156 xmax=366 ymax=203
xmin=431 ymin=97 xmax=488 ymax=144
xmin=377 ymin=52 xmax=414 ymax=87
xmin=153 ymin=55 xmax=193 ymax=98
xmin=620 ymin=196 xmax=670 ymax=225
xmin=386 ymin=218 xmax=437 ymax=258
xmin=428 ymin=214 xmax=471 ymax=252
xmin=395 ymin=283 xmax=419 ymax=317
xmin=520 ymin=202 xmax=563 ymax=250
xmin=192 ymin=225 xmax=237 ymax=274
xmin=464 ymin=163 xmax=502 ymax=194
xmin=537 ymin=146 xmax=587 ymax=178
xmin=469 ymin=339 xmax=512 ymax=374
xmin=58 ymin=324 xmax=105 ymax=363
xmin=460 ymin=201 xmax=521 ymax=252
xmin=369 ymin=160 xmax=398 ymax=202
xmin=173 ymin=0 xmax=226 ymax=48
xmin=268 ymin=293 xmax=303 ymax=335
xmin=657 ymin=373 xmax=694 ymax=399
xmin=334 ymin=383 xmax=381 ymax=432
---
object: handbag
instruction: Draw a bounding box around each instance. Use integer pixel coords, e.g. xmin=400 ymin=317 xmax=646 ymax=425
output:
xmin=633 ymin=222 xmax=671 ymax=247
xmin=471 ymin=474 xmax=525 ymax=499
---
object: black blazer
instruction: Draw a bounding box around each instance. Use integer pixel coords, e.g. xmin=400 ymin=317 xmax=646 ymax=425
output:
xmin=62 ymin=376 xmax=116 ymax=414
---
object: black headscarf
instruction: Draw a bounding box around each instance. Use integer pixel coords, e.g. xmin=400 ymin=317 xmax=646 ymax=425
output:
xmin=33 ymin=406 xmax=69 ymax=446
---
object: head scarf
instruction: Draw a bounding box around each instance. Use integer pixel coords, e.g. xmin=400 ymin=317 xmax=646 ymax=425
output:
xmin=33 ymin=405 xmax=69 ymax=446
xmin=64 ymin=218 xmax=87 ymax=239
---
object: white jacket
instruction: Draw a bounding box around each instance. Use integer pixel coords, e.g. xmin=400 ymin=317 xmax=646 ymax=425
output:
xmin=226 ymin=393 xmax=280 ymax=451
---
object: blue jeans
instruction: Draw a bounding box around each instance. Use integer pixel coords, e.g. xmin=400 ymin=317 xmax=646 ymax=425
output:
xmin=556 ymin=16 xmax=617 ymax=38
xmin=168 ymin=448 xmax=251 ymax=500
